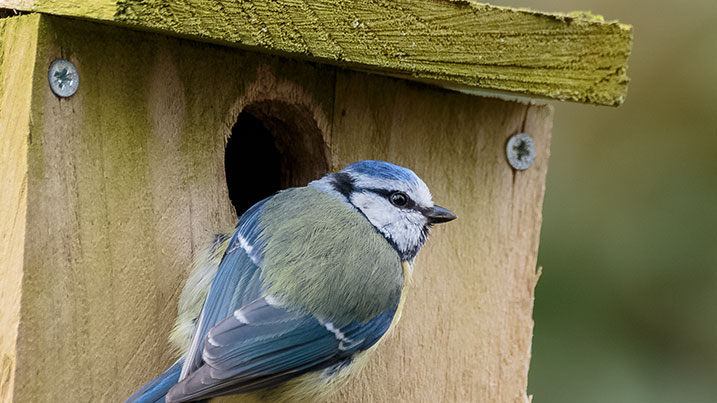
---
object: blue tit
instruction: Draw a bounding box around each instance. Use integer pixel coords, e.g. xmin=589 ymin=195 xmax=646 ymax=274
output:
xmin=126 ymin=160 xmax=456 ymax=403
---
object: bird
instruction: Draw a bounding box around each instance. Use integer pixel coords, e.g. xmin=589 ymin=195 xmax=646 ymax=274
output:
xmin=126 ymin=160 xmax=456 ymax=403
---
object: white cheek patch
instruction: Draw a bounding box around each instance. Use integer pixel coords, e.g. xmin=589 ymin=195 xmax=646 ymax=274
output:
xmin=386 ymin=210 xmax=426 ymax=251
xmin=350 ymin=192 xmax=427 ymax=257
xmin=350 ymin=192 xmax=395 ymax=230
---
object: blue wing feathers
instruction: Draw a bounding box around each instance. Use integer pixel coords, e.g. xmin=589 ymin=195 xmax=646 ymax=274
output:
xmin=130 ymin=187 xmax=404 ymax=402
xmin=344 ymin=310 xmax=395 ymax=349
xmin=169 ymin=297 xmax=397 ymax=401
xmin=125 ymin=360 xmax=183 ymax=403
xmin=164 ymin=192 xmax=401 ymax=402
xmin=230 ymin=195 xmax=269 ymax=265
xmin=183 ymin=249 xmax=257 ymax=375
xmin=182 ymin=198 xmax=270 ymax=376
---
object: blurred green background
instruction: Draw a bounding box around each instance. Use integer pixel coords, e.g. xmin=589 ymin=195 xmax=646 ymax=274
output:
xmin=489 ymin=1 xmax=717 ymax=402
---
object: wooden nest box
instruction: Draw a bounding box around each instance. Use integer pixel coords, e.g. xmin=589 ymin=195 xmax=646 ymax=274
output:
xmin=0 ymin=1 xmax=632 ymax=402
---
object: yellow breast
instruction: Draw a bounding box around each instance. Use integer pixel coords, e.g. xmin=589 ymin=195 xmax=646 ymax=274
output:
xmin=263 ymin=260 xmax=414 ymax=403
xmin=387 ymin=260 xmax=413 ymax=335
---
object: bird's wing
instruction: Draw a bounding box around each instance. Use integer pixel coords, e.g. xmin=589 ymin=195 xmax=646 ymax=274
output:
xmin=177 ymin=187 xmax=403 ymax=400
xmin=167 ymin=297 xmax=395 ymax=402
xmin=181 ymin=197 xmax=270 ymax=378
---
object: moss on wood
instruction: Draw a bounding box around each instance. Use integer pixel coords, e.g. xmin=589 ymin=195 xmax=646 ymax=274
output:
xmin=5 ymin=0 xmax=632 ymax=105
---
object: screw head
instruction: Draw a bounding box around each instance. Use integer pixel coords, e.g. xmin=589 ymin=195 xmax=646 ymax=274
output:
xmin=48 ymin=59 xmax=79 ymax=98
xmin=506 ymin=133 xmax=536 ymax=170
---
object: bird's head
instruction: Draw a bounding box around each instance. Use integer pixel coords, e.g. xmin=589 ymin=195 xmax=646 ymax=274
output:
xmin=313 ymin=160 xmax=456 ymax=261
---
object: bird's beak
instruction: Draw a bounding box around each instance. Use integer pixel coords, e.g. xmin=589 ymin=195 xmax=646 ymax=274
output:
xmin=425 ymin=205 xmax=457 ymax=224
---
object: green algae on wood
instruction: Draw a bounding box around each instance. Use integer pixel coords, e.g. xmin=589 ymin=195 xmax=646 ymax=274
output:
xmin=3 ymin=0 xmax=632 ymax=106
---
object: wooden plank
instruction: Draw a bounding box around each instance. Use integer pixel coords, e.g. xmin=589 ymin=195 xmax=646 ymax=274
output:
xmin=15 ymin=15 xmax=336 ymax=402
xmin=330 ymin=71 xmax=550 ymax=402
xmin=2 ymin=0 xmax=632 ymax=106
xmin=11 ymin=13 xmax=550 ymax=402
xmin=0 ymin=14 xmax=40 ymax=403
xmin=3 ymin=0 xmax=116 ymax=19
xmin=0 ymin=0 xmax=32 ymax=10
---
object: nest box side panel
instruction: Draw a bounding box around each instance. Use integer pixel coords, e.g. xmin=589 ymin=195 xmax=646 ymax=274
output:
xmin=15 ymin=15 xmax=334 ymax=402
xmin=332 ymin=71 xmax=551 ymax=403
xmin=0 ymin=14 xmax=40 ymax=403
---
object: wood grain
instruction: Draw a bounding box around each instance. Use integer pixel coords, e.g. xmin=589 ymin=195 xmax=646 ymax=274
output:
xmin=3 ymin=14 xmax=550 ymax=402
xmin=0 ymin=14 xmax=40 ymax=403
xmin=330 ymin=71 xmax=550 ymax=403
xmin=13 ymin=16 xmax=334 ymax=402
xmin=2 ymin=0 xmax=632 ymax=105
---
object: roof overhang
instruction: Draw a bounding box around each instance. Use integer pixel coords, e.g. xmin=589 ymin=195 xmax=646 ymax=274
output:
xmin=1 ymin=0 xmax=632 ymax=105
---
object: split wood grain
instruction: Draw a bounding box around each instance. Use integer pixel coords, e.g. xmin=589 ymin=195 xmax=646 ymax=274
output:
xmin=2 ymin=0 xmax=631 ymax=105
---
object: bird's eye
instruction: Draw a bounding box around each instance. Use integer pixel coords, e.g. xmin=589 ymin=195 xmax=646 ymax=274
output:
xmin=389 ymin=192 xmax=409 ymax=207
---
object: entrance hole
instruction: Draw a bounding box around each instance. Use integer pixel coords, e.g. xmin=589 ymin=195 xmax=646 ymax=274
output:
xmin=225 ymin=101 xmax=329 ymax=217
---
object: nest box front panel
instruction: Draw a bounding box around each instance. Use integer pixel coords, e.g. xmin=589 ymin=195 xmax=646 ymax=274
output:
xmin=8 ymin=14 xmax=552 ymax=403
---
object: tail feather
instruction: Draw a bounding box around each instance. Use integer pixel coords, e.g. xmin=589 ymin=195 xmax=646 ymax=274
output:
xmin=125 ymin=360 xmax=183 ymax=403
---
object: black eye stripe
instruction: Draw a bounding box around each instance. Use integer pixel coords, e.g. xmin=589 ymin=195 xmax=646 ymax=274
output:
xmin=362 ymin=188 xmax=417 ymax=209
xmin=330 ymin=172 xmax=355 ymax=198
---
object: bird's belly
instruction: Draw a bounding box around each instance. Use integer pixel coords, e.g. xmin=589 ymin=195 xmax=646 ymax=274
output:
xmin=259 ymin=349 xmax=376 ymax=403
xmin=265 ymin=260 xmax=413 ymax=402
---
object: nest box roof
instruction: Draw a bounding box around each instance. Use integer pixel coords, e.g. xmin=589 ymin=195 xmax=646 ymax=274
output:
xmin=2 ymin=0 xmax=632 ymax=105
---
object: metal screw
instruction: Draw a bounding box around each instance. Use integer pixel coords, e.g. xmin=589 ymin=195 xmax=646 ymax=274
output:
xmin=506 ymin=133 xmax=536 ymax=170
xmin=48 ymin=60 xmax=79 ymax=98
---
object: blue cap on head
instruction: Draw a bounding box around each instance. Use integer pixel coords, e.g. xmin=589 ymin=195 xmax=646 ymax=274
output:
xmin=343 ymin=160 xmax=420 ymax=184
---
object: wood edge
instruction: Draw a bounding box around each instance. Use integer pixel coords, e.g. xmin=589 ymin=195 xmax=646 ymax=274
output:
xmin=0 ymin=0 xmax=632 ymax=105
xmin=0 ymin=12 xmax=41 ymax=403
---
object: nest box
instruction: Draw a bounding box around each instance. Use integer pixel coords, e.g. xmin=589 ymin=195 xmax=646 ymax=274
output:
xmin=0 ymin=1 xmax=632 ymax=402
